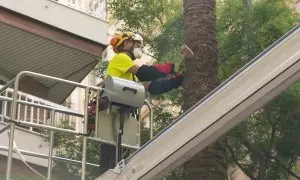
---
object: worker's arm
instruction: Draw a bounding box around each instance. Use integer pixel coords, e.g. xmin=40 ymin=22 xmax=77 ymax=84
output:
xmin=129 ymin=62 xmax=175 ymax=82
xmin=110 ymin=53 xmax=175 ymax=82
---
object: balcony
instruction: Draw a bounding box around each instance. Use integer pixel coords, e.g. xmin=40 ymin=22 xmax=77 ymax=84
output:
xmin=55 ymin=0 xmax=107 ymax=20
xmin=0 ymin=85 xmax=84 ymax=169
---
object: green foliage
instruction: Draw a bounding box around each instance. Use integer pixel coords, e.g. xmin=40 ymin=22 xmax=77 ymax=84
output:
xmin=227 ymin=83 xmax=300 ymax=179
xmin=46 ymin=0 xmax=300 ymax=179
xmin=105 ymin=0 xmax=300 ymax=179
xmin=217 ymin=0 xmax=300 ymax=179
xmin=94 ymin=60 xmax=109 ymax=79
xmin=140 ymin=104 xmax=179 ymax=145
xmin=108 ymin=0 xmax=182 ymax=39
xmin=150 ymin=14 xmax=184 ymax=59
xmin=107 ymin=0 xmax=184 ymax=104
xmin=152 ymin=107 xmax=174 ymax=135
xmin=43 ymin=119 xmax=100 ymax=180
xmin=0 ymin=175 xmax=42 ymax=180
xmin=217 ymin=0 xmax=299 ymax=81
xmin=150 ymin=14 xmax=184 ymax=105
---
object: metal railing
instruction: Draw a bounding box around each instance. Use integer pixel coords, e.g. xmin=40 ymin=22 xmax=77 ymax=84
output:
xmin=0 ymin=71 xmax=102 ymax=180
xmin=0 ymin=85 xmax=80 ymax=132
xmin=0 ymin=71 xmax=153 ymax=180
xmin=53 ymin=0 xmax=107 ymax=20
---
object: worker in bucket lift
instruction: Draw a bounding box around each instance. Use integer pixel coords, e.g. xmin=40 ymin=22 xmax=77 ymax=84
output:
xmin=107 ymin=31 xmax=183 ymax=94
xmin=89 ymin=31 xmax=183 ymax=175
xmin=87 ymin=31 xmax=183 ymax=128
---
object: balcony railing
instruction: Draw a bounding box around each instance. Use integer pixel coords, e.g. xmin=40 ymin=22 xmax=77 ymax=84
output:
xmin=0 ymin=85 xmax=81 ymax=133
xmin=53 ymin=0 xmax=107 ymax=20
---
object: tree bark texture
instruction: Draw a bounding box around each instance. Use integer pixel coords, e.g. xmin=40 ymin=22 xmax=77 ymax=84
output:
xmin=182 ymin=0 xmax=219 ymax=110
xmin=182 ymin=0 xmax=228 ymax=179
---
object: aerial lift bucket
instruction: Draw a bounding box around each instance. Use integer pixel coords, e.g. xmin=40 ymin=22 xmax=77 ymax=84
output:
xmin=95 ymin=76 xmax=146 ymax=162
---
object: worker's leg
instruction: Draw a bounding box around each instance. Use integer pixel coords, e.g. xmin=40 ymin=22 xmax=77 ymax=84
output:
xmin=136 ymin=62 xmax=175 ymax=82
xmin=99 ymin=143 xmax=116 ymax=175
xmin=145 ymin=74 xmax=183 ymax=95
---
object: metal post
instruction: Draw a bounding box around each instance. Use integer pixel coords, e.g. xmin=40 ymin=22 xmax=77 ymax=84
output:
xmin=0 ymin=78 xmax=15 ymax=94
xmin=1 ymin=96 xmax=5 ymax=122
xmin=150 ymin=106 xmax=153 ymax=139
xmin=0 ymin=146 xmax=100 ymax=167
xmin=95 ymin=90 xmax=100 ymax=137
xmin=47 ymin=110 xmax=55 ymax=180
xmin=144 ymin=100 xmax=153 ymax=139
xmin=43 ymin=108 xmax=47 ymax=125
xmin=0 ymin=124 xmax=11 ymax=134
xmin=1 ymin=91 xmax=8 ymax=122
xmin=24 ymin=97 xmax=28 ymax=122
xmin=6 ymin=75 xmax=20 ymax=180
xmin=116 ymin=107 xmax=126 ymax=163
xmin=37 ymin=102 xmax=40 ymax=124
xmin=138 ymin=108 xmax=142 ymax=145
xmin=81 ymin=87 xmax=90 ymax=180
xmin=17 ymin=94 xmax=21 ymax=121
xmin=30 ymin=99 xmax=34 ymax=131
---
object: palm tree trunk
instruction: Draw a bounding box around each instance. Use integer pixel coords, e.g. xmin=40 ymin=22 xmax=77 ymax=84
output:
xmin=184 ymin=140 xmax=228 ymax=180
xmin=182 ymin=0 xmax=219 ymax=108
xmin=182 ymin=0 xmax=228 ymax=179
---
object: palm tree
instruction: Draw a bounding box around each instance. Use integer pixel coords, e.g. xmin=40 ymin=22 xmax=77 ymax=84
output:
xmin=182 ymin=0 xmax=228 ymax=179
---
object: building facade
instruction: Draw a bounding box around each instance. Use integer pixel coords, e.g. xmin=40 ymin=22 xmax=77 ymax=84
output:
xmin=0 ymin=0 xmax=108 ymax=178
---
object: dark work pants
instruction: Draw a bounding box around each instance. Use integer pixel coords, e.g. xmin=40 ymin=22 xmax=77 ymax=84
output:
xmin=99 ymin=143 xmax=116 ymax=175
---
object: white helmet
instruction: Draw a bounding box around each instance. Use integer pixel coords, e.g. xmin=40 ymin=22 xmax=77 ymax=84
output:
xmin=132 ymin=33 xmax=143 ymax=48
xmin=110 ymin=32 xmax=144 ymax=58
xmin=131 ymin=33 xmax=144 ymax=59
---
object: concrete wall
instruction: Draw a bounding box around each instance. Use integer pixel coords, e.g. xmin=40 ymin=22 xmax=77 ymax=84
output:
xmin=0 ymin=123 xmax=50 ymax=167
xmin=295 ymin=0 xmax=300 ymax=12
xmin=0 ymin=154 xmax=51 ymax=180
xmin=68 ymin=73 xmax=96 ymax=132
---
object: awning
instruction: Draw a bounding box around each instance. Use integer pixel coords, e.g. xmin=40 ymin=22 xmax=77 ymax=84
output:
xmin=0 ymin=7 xmax=107 ymax=104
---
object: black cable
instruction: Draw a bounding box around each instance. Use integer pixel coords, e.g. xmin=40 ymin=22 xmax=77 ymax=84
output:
xmin=117 ymin=106 xmax=126 ymax=162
